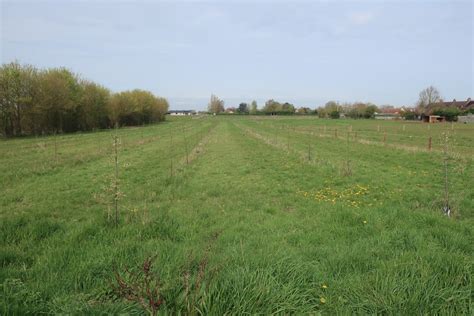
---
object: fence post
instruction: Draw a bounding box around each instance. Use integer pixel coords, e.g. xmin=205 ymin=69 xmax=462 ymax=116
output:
xmin=383 ymin=131 xmax=387 ymax=145
xmin=287 ymin=126 xmax=290 ymax=151
xmin=335 ymin=128 xmax=338 ymax=138
xmin=428 ymin=136 xmax=432 ymax=151
xmin=169 ymin=133 xmax=174 ymax=178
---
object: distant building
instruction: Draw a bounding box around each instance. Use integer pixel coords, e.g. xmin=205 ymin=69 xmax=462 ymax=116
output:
xmin=374 ymin=107 xmax=402 ymax=120
xmin=374 ymin=113 xmax=399 ymax=120
xmin=422 ymin=98 xmax=473 ymax=122
xmin=167 ymin=110 xmax=196 ymax=116
xmin=426 ymin=98 xmax=474 ymax=112
xmin=425 ymin=115 xmax=445 ymax=123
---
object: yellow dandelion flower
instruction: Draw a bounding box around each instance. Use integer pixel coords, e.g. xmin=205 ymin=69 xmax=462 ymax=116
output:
xmin=320 ymin=297 xmax=326 ymax=304
xmin=363 ymin=220 xmax=367 ymax=224
xmin=322 ymin=284 xmax=328 ymax=289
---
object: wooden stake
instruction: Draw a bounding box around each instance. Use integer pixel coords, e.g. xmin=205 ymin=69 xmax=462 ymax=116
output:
xmin=170 ymin=133 xmax=174 ymax=178
xmin=113 ymin=125 xmax=119 ymax=226
xmin=183 ymin=125 xmax=189 ymax=164
xmin=287 ymin=126 xmax=290 ymax=151
xmin=53 ymin=130 xmax=58 ymax=164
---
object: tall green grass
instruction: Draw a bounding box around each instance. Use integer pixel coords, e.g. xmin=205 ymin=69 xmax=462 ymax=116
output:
xmin=1 ymin=116 xmax=472 ymax=314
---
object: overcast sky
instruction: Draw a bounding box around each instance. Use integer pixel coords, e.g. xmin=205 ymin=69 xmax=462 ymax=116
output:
xmin=1 ymin=0 xmax=473 ymax=110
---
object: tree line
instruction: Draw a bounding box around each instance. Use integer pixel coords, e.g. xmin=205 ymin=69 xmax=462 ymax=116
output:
xmin=0 ymin=61 xmax=169 ymax=137
xmin=207 ymin=95 xmax=380 ymax=118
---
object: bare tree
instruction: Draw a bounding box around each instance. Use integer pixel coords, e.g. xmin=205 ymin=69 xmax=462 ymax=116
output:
xmin=207 ymin=94 xmax=224 ymax=114
xmin=249 ymin=100 xmax=258 ymax=114
xmin=417 ymin=86 xmax=442 ymax=113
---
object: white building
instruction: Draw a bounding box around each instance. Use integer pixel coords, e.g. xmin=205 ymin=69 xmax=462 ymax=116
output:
xmin=167 ymin=110 xmax=196 ymax=116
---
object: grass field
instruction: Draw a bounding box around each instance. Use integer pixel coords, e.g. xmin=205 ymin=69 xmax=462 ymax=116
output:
xmin=1 ymin=116 xmax=473 ymax=314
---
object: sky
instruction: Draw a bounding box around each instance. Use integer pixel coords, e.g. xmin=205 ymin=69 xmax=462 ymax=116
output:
xmin=1 ymin=0 xmax=473 ymax=110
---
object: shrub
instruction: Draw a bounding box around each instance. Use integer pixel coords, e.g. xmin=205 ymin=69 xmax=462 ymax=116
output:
xmin=329 ymin=110 xmax=340 ymax=119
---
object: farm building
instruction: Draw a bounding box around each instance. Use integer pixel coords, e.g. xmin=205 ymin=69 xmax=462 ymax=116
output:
xmin=423 ymin=115 xmax=446 ymax=123
xmin=167 ymin=110 xmax=196 ymax=116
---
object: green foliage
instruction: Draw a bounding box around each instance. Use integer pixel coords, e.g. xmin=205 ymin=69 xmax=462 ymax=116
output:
xmin=0 ymin=62 xmax=168 ymax=137
xmin=402 ymin=110 xmax=418 ymax=120
xmin=263 ymin=99 xmax=295 ymax=115
xmin=0 ymin=61 xmax=38 ymax=136
xmin=107 ymin=90 xmax=168 ymax=127
xmin=318 ymin=100 xmax=341 ymax=118
xmin=342 ymin=102 xmax=378 ymax=119
xmin=329 ymin=110 xmax=340 ymax=119
xmin=296 ymin=107 xmax=313 ymax=115
xmin=433 ymin=107 xmax=461 ymax=122
xmin=237 ymin=103 xmax=249 ymax=114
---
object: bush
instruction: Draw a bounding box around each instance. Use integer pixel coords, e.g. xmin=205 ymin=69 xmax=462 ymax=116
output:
xmin=433 ymin=108 xmax=461 ymax=122
xmin=402 ymin=111 xmax=418 ymax=120
xmin=329 ymin=110 xmax=340 ymax=119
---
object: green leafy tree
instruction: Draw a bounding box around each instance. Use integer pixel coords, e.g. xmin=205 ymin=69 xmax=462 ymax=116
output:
xmin=433 ymin=108 xmax=461 ymax=122
xmin=237 ymin=102 xmax=249 ymax=114
xmin=296 ymin=107 xmax=311 ymax=114
xmin=323 ymin=101 xmax=340 ymax=119
xmin=107 ymin=90 xmax=168 ymax=127
xmin=77 ymin=80 xmax=111 ymax=130
xmin=36 ymin=67 xmax=82 ymax=133
xmin=0 ymin=61 xmax=38 ymax=136
xmin=402 ymin=110 xmax=418 ymax=120
xmin=329 ymin=110 xmax=340 ymax=119
xmin=0 ymin=61 xmax=169 ymax=137
xmin=281 ymin=102 xmax=295 ymax=114
xmin=263 ymin=99 xmax=280 ymax=114
xmin=364 ymin=104 xmax=378 ymax=118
